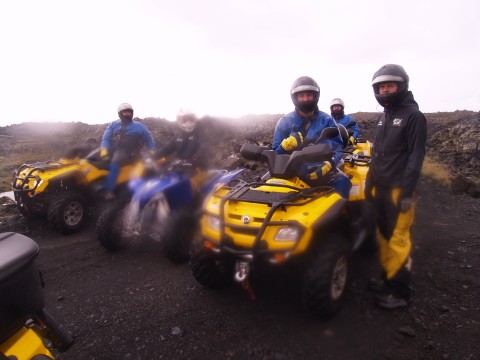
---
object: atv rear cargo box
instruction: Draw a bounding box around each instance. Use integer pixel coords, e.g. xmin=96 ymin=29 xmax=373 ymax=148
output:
xmin=0 ymin=232 xmax=44 ymax=342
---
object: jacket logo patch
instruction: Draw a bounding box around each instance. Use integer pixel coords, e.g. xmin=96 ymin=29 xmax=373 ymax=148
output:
xmin=393 ymin=118 xmax=403 ymax=126
xmin=378 ymin=120 xmax=383 ymax=126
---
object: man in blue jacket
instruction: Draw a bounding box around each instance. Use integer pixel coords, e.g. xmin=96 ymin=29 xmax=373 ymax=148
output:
xmin=365 ymin=64 xmax=427 ymax=309
xmin=272 ymin=76 xmax=351 ymax=199
xmin=100 ymin=103 xmax=156 ymax=198
xmin=330 ymin=98 xmax=360 ymax=144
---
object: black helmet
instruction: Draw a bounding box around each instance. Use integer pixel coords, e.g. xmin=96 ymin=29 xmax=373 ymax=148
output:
xmin=290 ymin=76 xmax=320 ymax=113
xmin=117 ymin=102 xmax=134 ymax=122
xmin=372 ymin=64 xmax=409 ymax=107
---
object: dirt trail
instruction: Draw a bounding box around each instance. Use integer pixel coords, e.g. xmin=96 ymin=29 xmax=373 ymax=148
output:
xmin=2 ymin=176 xmax=480 ymax=360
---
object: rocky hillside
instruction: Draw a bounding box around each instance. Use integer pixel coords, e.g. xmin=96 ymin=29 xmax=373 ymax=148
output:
xmin=1 ymin=110 xmax=479 ymax=197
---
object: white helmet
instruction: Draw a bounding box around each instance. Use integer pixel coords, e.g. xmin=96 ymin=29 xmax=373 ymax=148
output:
xmin=117 ymin=103 xmax=133 ymax=113
xmin=330 ymin=98 xmax=345 ymax=109
xmin=117 ymin=103 xmax=134 ymax=122
xmin=176 ymin=110 xmax=198 ymax=133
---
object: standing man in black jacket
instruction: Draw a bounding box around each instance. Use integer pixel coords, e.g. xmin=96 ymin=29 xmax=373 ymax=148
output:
xmin=365 ymin=64 xmax=427 ymax=309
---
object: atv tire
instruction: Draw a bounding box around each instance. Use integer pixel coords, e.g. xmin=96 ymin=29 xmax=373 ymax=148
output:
xmin=163 ymin=209 xmax=197 ymax=264
xmin=302 ymin=233 xmax=351 ymax=318
xmin=191 ymin=247 xmax=233 ymax=289
xmin=139 ymin=194 xmax=170 ymax=242
xmin=96 ymin=203 xmax=126 ymax=251
xmin=48 ymin=193 xmax=87 ymax=234
xmin=16 ymin=203 xmax=40 ymax=220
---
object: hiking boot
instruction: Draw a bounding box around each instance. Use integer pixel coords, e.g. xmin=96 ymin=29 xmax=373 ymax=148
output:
xmin=374 ymin=293 xmax=410 ymax=310
xmin=367 ymin=277 xmax=387 ymax=293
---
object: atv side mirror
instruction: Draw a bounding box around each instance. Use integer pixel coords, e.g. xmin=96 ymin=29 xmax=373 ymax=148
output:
xmin=336 ymin=124 xmax=349 ymax=147
xmin=315 ymin=127 xmax=340 ymax=144
xmin=346 ymin=120 xmax=357 ymax=128
xmin=240 ymin=143 xmax=269 ymax=161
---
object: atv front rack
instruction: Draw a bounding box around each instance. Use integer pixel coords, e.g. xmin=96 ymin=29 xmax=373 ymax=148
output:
xmin=225 ymin=180 xmax=333 ymax=206
xmin=12 ymin=161 xmax=66 ymax=192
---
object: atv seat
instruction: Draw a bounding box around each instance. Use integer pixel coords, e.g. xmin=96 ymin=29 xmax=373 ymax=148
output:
xmin=85 ymin=148 xmax=143 ymax=171
xmin=84 ymin=148 xmax=110 ymax=170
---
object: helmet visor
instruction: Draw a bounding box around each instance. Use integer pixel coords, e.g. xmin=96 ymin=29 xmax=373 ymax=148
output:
xmin=291 ymin=84 xmax=319 ymax=94
xmin=372 ymin=75 xmax=405 ymax=85
xmin=177 ymin=114 xmax=197 ymax=132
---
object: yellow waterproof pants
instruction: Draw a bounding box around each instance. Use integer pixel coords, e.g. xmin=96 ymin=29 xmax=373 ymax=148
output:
xmin=374 ymin=187 xmax=414 ymax=280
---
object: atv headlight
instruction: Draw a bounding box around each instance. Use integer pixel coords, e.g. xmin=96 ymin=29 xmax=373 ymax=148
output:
xmin=207 ymin=215 xmax=221 ymax=231
xmin=275 ymin=227 xmax=301 ymax=242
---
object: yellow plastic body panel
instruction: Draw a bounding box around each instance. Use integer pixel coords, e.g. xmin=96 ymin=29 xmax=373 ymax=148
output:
xmin=353 ymin=140 xmax=372 ymax=156
xmin=116 ymin=162 xmax=144 ymax=184
xmin=255 ymin=177 xmax=310 ymax=192
xmin=0 ymin=327 xmax=54 ymax=359
xmin=13 ymin=159 xmax=144 ymax=195
xmin=13 ymin=160 xmax=83 ymax=194
xmin=343 ymin=162 xmax=369 ymax=201
xmin=201 ymin=181 xmax=344 ymax=256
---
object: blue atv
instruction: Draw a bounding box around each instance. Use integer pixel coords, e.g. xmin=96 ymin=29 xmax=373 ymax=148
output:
xmin=96 ymin=160 xmax=244 ymax=263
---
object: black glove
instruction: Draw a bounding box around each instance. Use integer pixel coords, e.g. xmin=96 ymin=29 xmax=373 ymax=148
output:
xmin=399 ymin=197 xmax=413 ymax=212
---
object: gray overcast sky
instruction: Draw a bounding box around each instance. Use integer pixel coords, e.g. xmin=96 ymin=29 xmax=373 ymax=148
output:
xmin=1 ymin=0 xmax=479 ymax=126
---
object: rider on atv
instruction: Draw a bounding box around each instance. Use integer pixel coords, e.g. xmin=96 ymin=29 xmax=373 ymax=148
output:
xmin=100 ymin=103 xmax=156 ymax=199
xmin=330 ymin=98 xmax=360 ymax=145
xmin=153 ymin=111 xmax=210 ymax=194
xmin=272 ymin=76 xmax=352 ymax=199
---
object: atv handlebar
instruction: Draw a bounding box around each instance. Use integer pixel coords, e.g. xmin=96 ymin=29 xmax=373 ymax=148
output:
xmin=343 ymin=153 xmax=371 ymax=166
xmin=147 ymin=159 xmax=197 ymax=178
xmin=240 ymin=142 xmax=334 ymax=179
xmin=313 ymin=127 xmax=340 ymax=145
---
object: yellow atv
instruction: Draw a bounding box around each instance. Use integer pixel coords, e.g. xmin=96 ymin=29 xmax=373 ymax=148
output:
xmin=0 ymin=232 xmax=74 ymax=359
xmin=338 ymin=120 xmax=373 ymax=156
xmin=11 ymin=149 xmax=144 ymax=234
xmin=191 ymin=131 xmax=374 ymax=318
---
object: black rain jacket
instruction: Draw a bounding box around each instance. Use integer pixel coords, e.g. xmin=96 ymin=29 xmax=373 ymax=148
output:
xmin=366 ymin=91 xmax=427 ymax=200
xmin=155 ymin=125 xmax=209 ymax=170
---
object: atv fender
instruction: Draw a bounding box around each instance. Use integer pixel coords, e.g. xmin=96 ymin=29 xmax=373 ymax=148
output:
xmin=302 ymin=232 xmax=351 ymax=318
xmin=311 ymin=197 xmax=348 ymax=234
